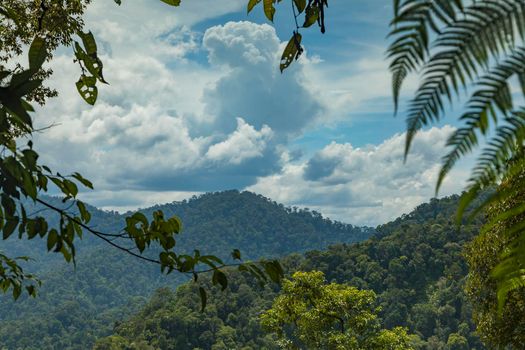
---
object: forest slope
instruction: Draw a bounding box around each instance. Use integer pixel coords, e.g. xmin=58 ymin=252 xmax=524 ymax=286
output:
xmin=0 ymin=190 xmax=372 ymax=349
xmin=97 ymin=195 xmax=486 ymax=349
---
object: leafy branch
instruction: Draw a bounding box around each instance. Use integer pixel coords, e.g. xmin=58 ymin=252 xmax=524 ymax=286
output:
xmin=0 ymin=30 xmax=283 ymax=309
xmin=248 ymin=0 xmax=328 ymax=72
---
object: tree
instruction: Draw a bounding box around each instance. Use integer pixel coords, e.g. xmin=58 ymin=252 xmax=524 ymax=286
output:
xmin=260 ymin=270 xmax=413 ymax=349
xmin=464 ymin=163 xmax=525 ymax=348
xmin=0 ymin=0 xmax=282 ymax=304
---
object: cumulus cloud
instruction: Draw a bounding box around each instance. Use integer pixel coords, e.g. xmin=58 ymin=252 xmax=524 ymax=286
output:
xmin=33 ymin=13 xmax=321 ymax=209
xmin=202 ymin=21 xmax=324 ymax=137
xmin=29 ymin=2 xmax=470 ymax=225
xmin=206 ymin=118 xmax=273 ymax=165
xmin=247 ymin=126 xmax=471 ymax=226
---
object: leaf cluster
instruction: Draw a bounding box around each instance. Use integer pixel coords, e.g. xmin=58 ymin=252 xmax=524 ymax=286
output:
xmin=247 ymin=0 xmax=328 ymax=72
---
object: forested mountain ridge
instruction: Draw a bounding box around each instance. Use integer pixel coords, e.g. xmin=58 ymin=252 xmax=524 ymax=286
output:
xmin=95 ymin=195 xmax=486 ymax=349
xmin=0 ymin=190 xmax=372 ymax=349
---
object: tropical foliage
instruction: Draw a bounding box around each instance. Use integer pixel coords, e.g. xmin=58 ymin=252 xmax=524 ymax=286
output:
xmin=386 ymin=0 xmax=525 ymax=320
xmin=260 ymin=270 xmax=413 ymax=350
xmin=0 ymin=0 xmax=282 ymax=305
xmin=0 ymin=191 xmax=370 ymax=349
xmin=464 ymin=164 xmax=525 ymax=348
xmin=95 ymin=195 xmax=486 ymax=349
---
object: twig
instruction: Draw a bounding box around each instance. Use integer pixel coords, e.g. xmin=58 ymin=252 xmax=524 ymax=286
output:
xmin=35 ymin=197 xmax=159 ymax=264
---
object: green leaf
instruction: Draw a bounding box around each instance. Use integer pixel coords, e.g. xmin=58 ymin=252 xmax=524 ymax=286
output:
xmin=28 ymin=37 xmax=47 ymax=71
xmin=263 ymin=0 xmax=275 ymax=22
xmin=25 ymin=285 xmax=36 ymax=297
xmin=20 ymin=99 xmax=34 ymax=112
xmin=0 ymin=94 xmax=33 ymax=129
xmin=293 ymin=0 xmax=306 ymax=13
xmin=74 ymin=41 xmax=107 ymax=84
xmin=10 ymin=70 xmax=33 ymax=88
xmin=199 ymin=286 xmax=207 ymax=312
xmin=212 ymin=269 xmax=228 ymax=291
xmin=178 ymin=256 xmax=194 ymax=272
xmin=78 ymin=31 xmax=97 ymax=56
xmin=1 ymin=194 xmax=16 ymax=217
xmin=13 ymin=79 xmax=42 ymax=97
xmin=76 ymin=201 xmax=91 ymax=223
xmin=280 ymin=32 xmax=302 ymax=73
xmin=75 ymin=75 xmax=98 ymax=105
xmin=21 ymin=149 xmax=38 ymax=169
xmin=166 ymin=216 xmax=182 ymax=233
xmin=3 ymin=218 xmax=19 ymax=240
xmin=200 ymin=255 xmax=224 ymax=266
xmin=21 ymin=170 xmax=37 ymax=199
xmin=62 ymin=179 xmax=79 ymax=197
xmin=231 ymin=249 xmax=241 ymax=260
xmin=264 ymin=260 xmax=284 ymax=283
xmin=12 ymin=284 xmax=21 ymax=300
xmin=247 ymin=0 xmax=261 ymax=13
xmin=72 ymin=172 xmax=93 ymax=189
xmin=161 ymin=0 xmax=181 ymax=6
xmin=303 ymin=4 xmax=319 ymax=28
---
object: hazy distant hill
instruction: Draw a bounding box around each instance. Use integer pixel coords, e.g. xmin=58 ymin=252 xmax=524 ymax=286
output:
xmin=0 ymin=190 xmax=372 ymax=349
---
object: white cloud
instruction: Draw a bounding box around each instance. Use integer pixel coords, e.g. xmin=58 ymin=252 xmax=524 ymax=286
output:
xmin=206 ymin=118 xmax=273 ymax=164
xmin=202 ymin=21 xmax=324 ymax=138
xmin=32 ymin=18 xmax=321 ymax=210
xmin=27 ymin=2 xmax=472 ymax=225
xmin=247 ymin=126 xmax=471 ymax=226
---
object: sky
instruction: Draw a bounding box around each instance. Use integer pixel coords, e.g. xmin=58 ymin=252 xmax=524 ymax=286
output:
xmin=33 ymin=0 xmax=474 ymax=226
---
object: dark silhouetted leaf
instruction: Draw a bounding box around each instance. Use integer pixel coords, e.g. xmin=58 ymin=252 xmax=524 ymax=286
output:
xmin=280 ymin=32 xmax=302 ymax=72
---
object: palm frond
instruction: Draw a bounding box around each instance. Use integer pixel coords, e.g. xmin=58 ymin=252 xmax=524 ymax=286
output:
xmin=388 ymin=0 xmax=463 ymax=114
xmin=468 ymin=112 xmax=525 ymax=188
xmin=459 ymin=156 xmax=525 ymax=314
xmin=390 ymin=0 xmax=525 ymax=324
xmin=456 ymin=117 xmax=525 ymax=229
xmin=437 ymin=47 xmax=525 ymax=191
xmin=403 ymin=0 xmax=525 ymax=156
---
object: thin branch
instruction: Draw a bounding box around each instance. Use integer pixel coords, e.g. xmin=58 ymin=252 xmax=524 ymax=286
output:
xmin=33 ymin=197 xmax=249 ymax=276
xmin=26 ymin=206 xmax=52 ymax=217
xmin=291 ymin=0 xmax=300 ymax=31
xmin=32 ymin=122 xmax=61 ymax=133
xmin=34 ymin=197 xmax=160 ymax=265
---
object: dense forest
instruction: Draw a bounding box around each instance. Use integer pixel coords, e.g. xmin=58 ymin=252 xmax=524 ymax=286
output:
xmin=91 ymin=194 xmax=486 ymax=350
xmin=0 ymin=191 xmax=372 ymax=349
xmin=1 ymin=1 xmax=525 ymax=350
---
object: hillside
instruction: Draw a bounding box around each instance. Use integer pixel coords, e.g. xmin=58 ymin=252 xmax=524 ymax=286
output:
xmin=0 ymin=191 xmax=372 ymax=349
xmin=95 ymin=195 xmax=487 ymax=349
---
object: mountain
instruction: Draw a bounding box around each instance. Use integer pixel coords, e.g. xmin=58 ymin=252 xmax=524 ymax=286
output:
xmin=94 ymin=195 xmax=487 ymax=349
xmin=0 ymin=190 xmax=372 ymax=350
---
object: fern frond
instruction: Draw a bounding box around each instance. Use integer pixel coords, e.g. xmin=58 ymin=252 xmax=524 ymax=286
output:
xmin=404 ymin=0 xmax=525 ymax=156
xmin=387 ymin=0 xmax=463 ymax=114
xmin=495 ymin=272 xmax=525 ymax=313
xmin=457 ymin=157 xmax=525 ymax=225
xmin=389 ymin=0 xmax=525 ymax=317
xmin=468 ymin=110 xmax=525 ymax=189
xmin=481 ymin=158 xmax=525 ymax=314
xmin=437 ymin=47 xmax=525 ymax=192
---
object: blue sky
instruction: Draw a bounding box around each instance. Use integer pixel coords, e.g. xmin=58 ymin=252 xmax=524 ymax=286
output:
xmin=34 ymin=0 xmax=472 ymax=226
